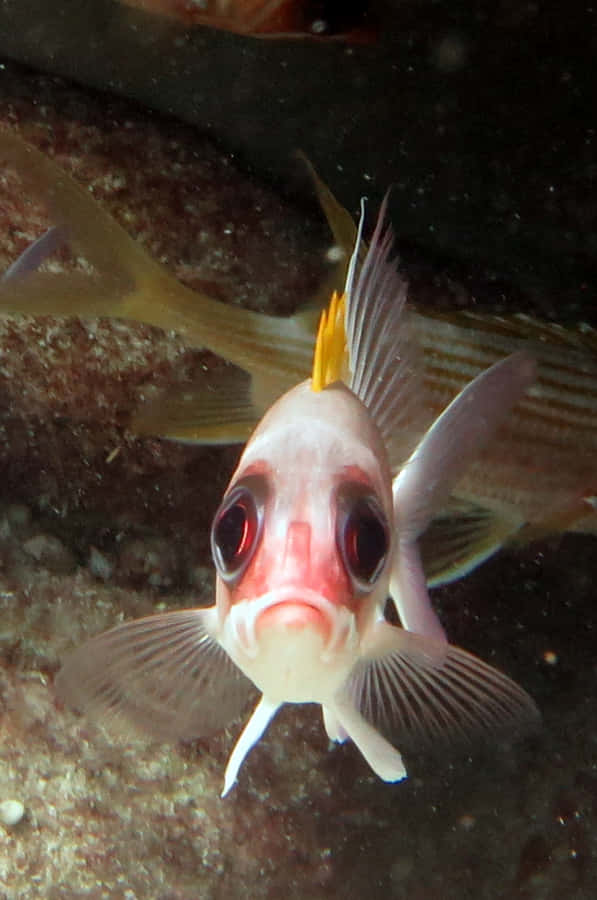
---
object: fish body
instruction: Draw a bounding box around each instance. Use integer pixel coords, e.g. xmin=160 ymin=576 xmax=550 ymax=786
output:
xmin=56 ymin=198 xmax=538 ymax=794
xmin=413 ymin=309 xmax=597 ymax=581
xmin=117 ymin=0 xmax=376 ymax=41
xmin=0 ymin=131 xmax=595 ymax=583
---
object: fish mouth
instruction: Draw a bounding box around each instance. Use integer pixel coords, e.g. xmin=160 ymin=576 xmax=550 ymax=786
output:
xmin=259 ymin=598 xmax=327 ymax=632
xmin=227 ymin=586 xmax=357 ymax=662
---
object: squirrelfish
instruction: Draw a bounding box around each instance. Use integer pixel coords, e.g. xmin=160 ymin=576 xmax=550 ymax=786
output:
xmin=55 ymin=197 xmax=538 ymax=795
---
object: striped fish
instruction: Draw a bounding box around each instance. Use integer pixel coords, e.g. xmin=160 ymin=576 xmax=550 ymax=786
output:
xmin=0 ymin=130 xmax=595 ymax=585
xmin=413 ymin=309 xmax=597 ymax=582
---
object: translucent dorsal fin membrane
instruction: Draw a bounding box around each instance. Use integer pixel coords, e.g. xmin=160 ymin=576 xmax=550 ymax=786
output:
xmin=344 ymin=192 xmax=427 ymax=471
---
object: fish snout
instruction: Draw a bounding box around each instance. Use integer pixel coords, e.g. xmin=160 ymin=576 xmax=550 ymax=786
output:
xmin=228 ymin=587 xmax=357 ymax=664
xmin=256 ymin=595 xmax=332 ymax=642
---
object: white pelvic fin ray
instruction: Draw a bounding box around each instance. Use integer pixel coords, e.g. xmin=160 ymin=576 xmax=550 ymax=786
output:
xmin=390 ymin=538 xmax=447 ymax=642
xmin=349 ymin=622 xmax=539 ymax=750
xmin=393 ymin=350 xmax=536 ymax=541
xmin=222 ymin=695 xmax=281 ymax=797
xmin=330 ymin=692 xmax=407 ymax=782
xmin=56 ymin=607 xmax=253 ymax=741
xmin=322 ymin=705 xmax=348 ymax=743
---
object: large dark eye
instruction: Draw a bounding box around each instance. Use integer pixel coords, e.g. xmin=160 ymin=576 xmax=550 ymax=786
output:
xmin=211 ymin=478 xmax=265 ymax=582
xmin=337 ymin=486 xmax=389 ymax=590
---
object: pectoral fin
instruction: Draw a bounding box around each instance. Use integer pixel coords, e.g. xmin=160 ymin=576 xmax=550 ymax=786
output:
xmin=55 ymin=607 xmax=253 ymax=741
xmin=346 ymin=621 xmax=539 ymax=750
xmin=393 ymin=351 xmax=536 ymax=540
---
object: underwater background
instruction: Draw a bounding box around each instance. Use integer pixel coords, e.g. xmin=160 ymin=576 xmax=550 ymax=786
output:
xmin=0 ymin=1 xmax=596 ymax=897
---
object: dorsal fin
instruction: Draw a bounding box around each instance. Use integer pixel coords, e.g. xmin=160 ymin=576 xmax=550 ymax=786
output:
xmin=344 ymin=196 xmax=429 ymax=471
xmin=311 ymin=290 xmax=348 ymax=391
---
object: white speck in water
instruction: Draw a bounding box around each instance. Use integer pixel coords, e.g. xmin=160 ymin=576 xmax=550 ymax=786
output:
xmin=311 ymin=18 xmax=327 ymax=34
xmin=432 ymin=33 xmax=469 ymax=72
xmin=326 ymin=244 xmax=345 ymax=263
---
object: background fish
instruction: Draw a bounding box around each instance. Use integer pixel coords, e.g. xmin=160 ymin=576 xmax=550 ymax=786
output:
xmin=0 ymin=131 xmax=595 ymax=587
xmin=56 ymin=197 xmax=538 ymax=795
xmin=116 ymin=0 xmax=376 ymax=41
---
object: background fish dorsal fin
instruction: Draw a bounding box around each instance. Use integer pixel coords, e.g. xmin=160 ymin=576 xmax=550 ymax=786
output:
xmin=297 ymin=151 xmax=358 ymax=266
xmin=425 ymin=307 xmax=597 ymax=355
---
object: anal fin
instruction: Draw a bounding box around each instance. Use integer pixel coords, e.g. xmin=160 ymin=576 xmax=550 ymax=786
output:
xmin=131 ymin=367 xmax=263 ymax=444
xmin=420 ymin=498 xmax=525 ymax=587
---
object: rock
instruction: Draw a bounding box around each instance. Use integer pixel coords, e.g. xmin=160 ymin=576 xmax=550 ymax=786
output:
xmin=22 ymin=534 xmax=77 ymax=574
xmin=0 ymin=799 xmax=25 ymax=827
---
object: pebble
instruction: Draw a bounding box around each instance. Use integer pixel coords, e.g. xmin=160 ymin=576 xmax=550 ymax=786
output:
xmin=0 ymin=799 xmax=25 ymax=827
xmin=117 ymin=536 xmax=179 ymax=589
xmin=88 ymin=545 xmax=114 ymax=581
xmin=6 ymin=503 xmax=32 ymax=530
xmin=22 ymin=533 xmax=77 ymax=574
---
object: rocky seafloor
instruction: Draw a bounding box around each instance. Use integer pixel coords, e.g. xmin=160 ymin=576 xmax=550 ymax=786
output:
xmin=0 ymin=63 xmax=596 ymax=900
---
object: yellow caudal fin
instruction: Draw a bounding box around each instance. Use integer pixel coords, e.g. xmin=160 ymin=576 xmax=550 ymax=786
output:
xmin=0 ymin=130 xmax=146 ymax=300
xmin=0 ymin=132 xmax=319 ymax=391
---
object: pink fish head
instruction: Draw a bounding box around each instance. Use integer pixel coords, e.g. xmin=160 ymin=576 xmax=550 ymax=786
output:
xmin=211 ymin=379 xmax=393 ymax=701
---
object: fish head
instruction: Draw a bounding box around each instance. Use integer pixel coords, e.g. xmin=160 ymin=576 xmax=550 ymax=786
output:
xmin=211 ymin=379 xmax=393 ymax=702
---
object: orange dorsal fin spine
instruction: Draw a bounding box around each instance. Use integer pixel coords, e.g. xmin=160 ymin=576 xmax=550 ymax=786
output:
xmin=311 ymin=290 xmax=347 ymax=392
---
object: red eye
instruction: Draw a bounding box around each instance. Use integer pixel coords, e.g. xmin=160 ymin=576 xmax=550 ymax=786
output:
xmin=211 ymin=479 xmax=265 ymax=582
xmin=337 ymin=487 xmax=389 ymax=590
